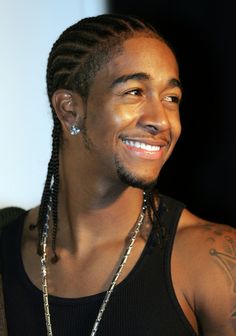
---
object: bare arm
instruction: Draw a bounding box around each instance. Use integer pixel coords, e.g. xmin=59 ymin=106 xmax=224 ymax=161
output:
xmin=173 ymin=221 xmax=236 ymax=335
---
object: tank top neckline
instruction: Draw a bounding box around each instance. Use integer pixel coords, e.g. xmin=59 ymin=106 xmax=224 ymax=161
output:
xmin=16 ymin=202 xmax=161 ymax=305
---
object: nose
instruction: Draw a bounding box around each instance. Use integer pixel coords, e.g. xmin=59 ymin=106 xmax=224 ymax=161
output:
xmin=138 ymin=99 xmax=171 ymax=135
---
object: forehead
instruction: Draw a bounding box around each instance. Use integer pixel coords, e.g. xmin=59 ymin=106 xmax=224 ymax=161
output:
xmin=94 ymin=36 xmax=179 ymax=87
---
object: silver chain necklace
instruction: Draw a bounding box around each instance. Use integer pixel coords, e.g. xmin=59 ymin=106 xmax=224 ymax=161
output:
xmin=40 ymin=192 xmax=147 ymax=336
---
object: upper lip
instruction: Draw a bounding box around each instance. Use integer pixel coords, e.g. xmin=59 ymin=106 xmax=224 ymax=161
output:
xmin=120 ymin=136 xmax=170 ymax=147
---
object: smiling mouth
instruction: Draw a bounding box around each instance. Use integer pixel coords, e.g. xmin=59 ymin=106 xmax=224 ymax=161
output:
xmin=121 ymin=138 xmax=167 ymax=161
xmin=122 ymin=139 xmax=161 ymax=152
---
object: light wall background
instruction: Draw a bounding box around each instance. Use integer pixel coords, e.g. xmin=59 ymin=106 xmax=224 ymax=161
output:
xmin=0 ymin=0 xmax=107 ymax=210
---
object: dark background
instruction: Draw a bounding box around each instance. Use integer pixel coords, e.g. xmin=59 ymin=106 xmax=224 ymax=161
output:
xmin=108 ymin=0 xmax=236 ymax=226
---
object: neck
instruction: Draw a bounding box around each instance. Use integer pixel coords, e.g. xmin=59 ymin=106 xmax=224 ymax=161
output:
xmin=55 ymin=153 xmax=145 ymax=252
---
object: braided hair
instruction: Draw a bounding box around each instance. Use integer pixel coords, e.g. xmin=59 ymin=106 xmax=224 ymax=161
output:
xmin=37 ymin=13 xmax=168 ymax=261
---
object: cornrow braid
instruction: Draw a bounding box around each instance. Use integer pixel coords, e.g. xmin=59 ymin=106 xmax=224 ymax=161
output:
xmin=50 ymin=118 xmax=60 ymax=262
xmin=37 ymin=13 xmax=167 ymax=260
xmin=146 ymin=190 xmax=167 ymax=248
xmin=37 ymin=117 xmax=61 ymax=260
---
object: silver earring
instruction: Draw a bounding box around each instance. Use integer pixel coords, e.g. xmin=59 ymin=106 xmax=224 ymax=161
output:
xmin=70 ymin=124 xmax=80 ymax=136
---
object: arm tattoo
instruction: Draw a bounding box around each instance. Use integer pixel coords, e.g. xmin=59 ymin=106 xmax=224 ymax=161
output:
xmin=207 ymin=227 xmax=236 ymax=319
xmin=210 ymin=236 xmax=236 ymax=293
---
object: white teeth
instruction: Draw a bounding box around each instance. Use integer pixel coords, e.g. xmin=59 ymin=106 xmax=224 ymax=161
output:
xmin=123 ymin=140 xmax=161 ymax=151
xmin=140 ymin=143 xmax=146 ymax=149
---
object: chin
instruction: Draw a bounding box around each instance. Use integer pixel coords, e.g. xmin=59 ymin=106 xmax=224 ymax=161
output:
xmin=115 ymin=157 xmax=160 ymax=191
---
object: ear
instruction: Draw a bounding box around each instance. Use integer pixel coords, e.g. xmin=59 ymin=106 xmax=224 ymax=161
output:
xmin=51 ymin=90 xmax=83 ymax=133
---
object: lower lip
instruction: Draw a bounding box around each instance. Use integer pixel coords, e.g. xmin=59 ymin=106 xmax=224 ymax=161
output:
xmin=123 ymin=144 xmax=164 ymax=160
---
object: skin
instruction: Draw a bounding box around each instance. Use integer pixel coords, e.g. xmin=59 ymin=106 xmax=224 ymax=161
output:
xmin=21 ymin=36 xmax=236 ymax=335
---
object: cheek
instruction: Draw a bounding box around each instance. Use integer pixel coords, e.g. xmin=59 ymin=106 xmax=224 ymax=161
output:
xmin=112 ymin=106 xmax=138 ymax=127
xmin=91 ymin=103 xmax=138 ymax=135
xmin=111 ymin=97 xmax=144 ymax=126
xmin=83 ymin=106 xmax=121 ymax=146
xmin=175 ymin=122 xmax=182 ymax=141
xmin=169 ymin=112 xmax=182 ymax=141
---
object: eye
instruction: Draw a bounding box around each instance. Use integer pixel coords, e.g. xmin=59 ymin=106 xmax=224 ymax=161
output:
xmin=163 ymin=95 xmax=180 ymax=104
xmin=125 ymin=88 xmax=143 ymax=96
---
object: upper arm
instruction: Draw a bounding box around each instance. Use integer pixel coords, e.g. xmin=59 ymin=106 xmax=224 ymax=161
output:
xmin=174 ymin=222 xmax=236 ymax=335
xmin=197 ymin=224 xmax=236 ymax=335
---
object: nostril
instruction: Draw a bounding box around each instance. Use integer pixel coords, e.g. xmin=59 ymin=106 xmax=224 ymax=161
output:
xmin=145 ymin=124 xmax=159 ymax=135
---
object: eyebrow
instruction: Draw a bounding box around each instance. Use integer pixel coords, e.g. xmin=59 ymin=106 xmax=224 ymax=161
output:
xmin=168 ymin=78 xmax=183 ymax=92
xmin=110 ymin=72 xmax=183 ymax=93
xmin=110 ymin=72 xmax=150 ymax=88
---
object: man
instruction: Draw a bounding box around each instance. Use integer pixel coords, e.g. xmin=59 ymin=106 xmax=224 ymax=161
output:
xmin=0 ymin=13 xmax=235 ymax=336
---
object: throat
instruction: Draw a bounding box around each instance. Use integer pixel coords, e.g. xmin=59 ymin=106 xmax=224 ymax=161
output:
xmin=55 ymin=188 xmax=145 ymax=251
xmin=40 ymin=192 xmax=148 ymax=298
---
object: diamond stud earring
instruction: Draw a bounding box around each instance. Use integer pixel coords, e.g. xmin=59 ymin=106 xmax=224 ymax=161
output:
xmin=70 ymin=124 xmax=80 ymax=136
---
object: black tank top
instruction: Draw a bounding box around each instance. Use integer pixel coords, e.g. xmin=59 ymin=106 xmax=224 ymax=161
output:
xmin=1 ymin=195 xmax=198 ymax=336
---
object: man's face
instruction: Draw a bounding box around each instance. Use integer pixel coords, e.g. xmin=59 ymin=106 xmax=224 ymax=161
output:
xmin=79 ymin=36 xmax=182 ymax=189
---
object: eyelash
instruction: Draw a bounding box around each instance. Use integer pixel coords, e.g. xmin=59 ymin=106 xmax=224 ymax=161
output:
xmin=124 ymin=90 xmax=180 ymax=104
xmin=124 ymin=88 xmax=143 ymax=96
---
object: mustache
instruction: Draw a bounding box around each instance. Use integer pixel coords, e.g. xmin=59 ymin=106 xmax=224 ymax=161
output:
xmin=119 ymin=133 xmax=171 ymax=144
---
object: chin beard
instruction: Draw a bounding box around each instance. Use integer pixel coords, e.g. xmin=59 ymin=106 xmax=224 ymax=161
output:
xmin=115 ymin=156 xmax=158 ymax=190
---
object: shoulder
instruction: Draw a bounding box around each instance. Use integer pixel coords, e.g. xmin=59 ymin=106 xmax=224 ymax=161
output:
xmin=175 ymin=209 xmax=236 ymax=256
xmin=0 ymin=206 xmax=39 ymax=244
xmin=174 ymin=211 xmax=236 ymax=284
xmin=0 ymin=207 xmax=26 ymax=231
xmin=173 ymin=209 xmax=236 ymax=334
xmin=175 ymin=208 xmax=236 ymax=288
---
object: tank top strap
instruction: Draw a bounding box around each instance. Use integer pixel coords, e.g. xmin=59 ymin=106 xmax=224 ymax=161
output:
xmin=159 ymin=193 xmax=186 ymax=241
